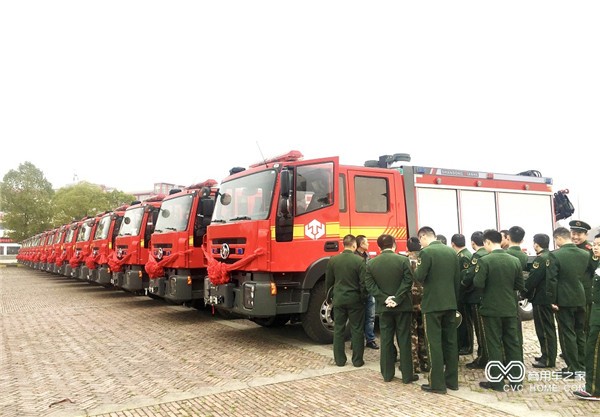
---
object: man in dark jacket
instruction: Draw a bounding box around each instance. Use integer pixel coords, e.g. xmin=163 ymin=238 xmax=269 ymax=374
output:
xmin=325 ymin=234 xmax=367 ymax=368
xmin=475 ymin=229 xmax=525 ymax=392
xmin=365 ymin=234 xmax=416 ymax=383
xmin=573 ymin=233 xmax=600 ymax=400
xmin=414 ymin=226 xmax=460 ymax=394
xmin=547 ymin=227 xmax=589 ymax=376
xmin=525 ymin=233 xmax=556 ymax=368
xmin=462 ymin=231 xmax=488 ymax=369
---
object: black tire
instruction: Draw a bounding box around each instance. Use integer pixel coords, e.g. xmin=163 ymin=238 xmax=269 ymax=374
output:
xmin=252 ymin=315 xmax=291 ymax=327
xmin=301 ymin=280 xmax=334 ymax=344
xmin=519 ymin=298 xmax=533 ymax=321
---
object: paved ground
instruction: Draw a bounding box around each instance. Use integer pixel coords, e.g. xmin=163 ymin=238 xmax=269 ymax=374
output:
xmin=1 ymin=266 xmax=597 ymax=417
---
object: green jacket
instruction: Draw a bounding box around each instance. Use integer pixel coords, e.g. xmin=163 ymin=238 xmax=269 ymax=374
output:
xmin=457 ymin=248 xmax=472 ymax=303
xmin=591 ymin=257 xmax=600 ymax=326
xmin=546 ymin=243 xmax=588 ymax=307
xmin=461 ymin=247 xmax=487 ymax=304
xmin=474 ymin=249 xmax=525 ymax=317
xmin=325 ymin=249 xmax=367 ymax=307
xmin=577 ymin=242 xmax=594 ymax=304
xmin=523 ymin=249 xmax=551 ymax=305
xmin=365 ymin=249 xmax=413 ymax=313
xmin=507 ymin=245 xmax=528 ymax=271
xmin=414 ymin=240 xmax=460 ymax=313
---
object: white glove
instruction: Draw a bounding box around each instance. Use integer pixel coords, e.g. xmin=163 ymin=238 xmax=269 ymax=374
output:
xmin=385 ymin=296 xmax=397 ymax=308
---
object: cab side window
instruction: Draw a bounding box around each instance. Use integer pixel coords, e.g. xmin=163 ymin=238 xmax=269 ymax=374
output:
xmin=355 ymin=176 xmax=388 ymax=213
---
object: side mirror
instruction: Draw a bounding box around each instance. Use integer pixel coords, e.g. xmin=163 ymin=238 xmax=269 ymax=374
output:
xmin=220 ymin=193 xmax=232 ymax=206
xmin=200 ymin=198 xmax=215 ymax=218
xmin=280 ymin=169 xmax=291 ymax=198
xmin=279 ymin=197 xmax=290 ymax=218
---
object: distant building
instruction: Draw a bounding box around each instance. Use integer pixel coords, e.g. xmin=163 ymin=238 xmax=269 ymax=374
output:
xmin=128 ymin=183 xmax=187 ymax=202
xmin=0 ymin=212 xmax=15 ymax=242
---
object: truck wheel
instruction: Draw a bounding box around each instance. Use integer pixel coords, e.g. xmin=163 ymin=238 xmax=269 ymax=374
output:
xmin=301 ymin=280 xmax=334 ymax=344
xmin=518 ymin=298 xmax=533 ymax=321
xmin=252 ymin=315 xmax=291 ymax=327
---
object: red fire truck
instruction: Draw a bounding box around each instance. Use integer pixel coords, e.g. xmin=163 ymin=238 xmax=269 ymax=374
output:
xmin=83 ymin=205 xmax=129 ymax=286
xmin=45 ymin=226 xmax=66 ymax=273
xmin=111 ymin=195 xmax=164 ymax=294
xmin=203 ymin=151 xmax=561 ymax=343
xmin=145 ymin=180 xmax=217 ymax=305
xmin=68 ymin=216 xmax=99 ymax=280
xmin=59 ymin=220 xmax=82 ymax=277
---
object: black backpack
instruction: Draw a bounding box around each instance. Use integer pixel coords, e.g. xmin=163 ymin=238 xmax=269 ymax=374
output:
xmin=554 ymin=189 xmax=575 ymax=221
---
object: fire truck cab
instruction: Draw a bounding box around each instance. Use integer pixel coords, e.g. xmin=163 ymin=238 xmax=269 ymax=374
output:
xmin=204 ymin=151 xmax=557 ymax=343
xmin=111 ymin=195 xmax=164 ymax=293
xmin=145 ymin=180 xmax=217 ymax=305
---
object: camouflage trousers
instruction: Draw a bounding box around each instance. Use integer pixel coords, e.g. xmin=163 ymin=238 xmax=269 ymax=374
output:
xmin=411 ymin=311 xmax=429 ymax=373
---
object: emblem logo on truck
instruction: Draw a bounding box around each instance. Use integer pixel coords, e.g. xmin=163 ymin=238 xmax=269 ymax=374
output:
xmin=220 ymin=243 xmax=230 ymax=259
xmin=305 ymin=219 xmax=325 ymax=240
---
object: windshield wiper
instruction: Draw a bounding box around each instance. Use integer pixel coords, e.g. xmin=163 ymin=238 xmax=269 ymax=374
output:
xmin=212 ymin=219 xmax=226 ymax=223
xmin=229 ymin=216 xmax=252 ymax=221
xmin=165 ymin=227 xmax=178 ymax=231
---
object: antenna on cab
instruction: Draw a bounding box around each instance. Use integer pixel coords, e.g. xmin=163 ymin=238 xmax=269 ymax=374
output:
xmin=256 ymin=141 xmax=267 ymax=166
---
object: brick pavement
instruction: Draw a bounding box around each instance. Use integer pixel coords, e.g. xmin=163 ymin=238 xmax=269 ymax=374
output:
xmin=1 ymin=267 xmax=598 ymax=417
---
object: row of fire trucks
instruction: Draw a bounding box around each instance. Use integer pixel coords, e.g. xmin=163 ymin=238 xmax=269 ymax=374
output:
xmin=16 ymin=151 xmax=571 ymax=343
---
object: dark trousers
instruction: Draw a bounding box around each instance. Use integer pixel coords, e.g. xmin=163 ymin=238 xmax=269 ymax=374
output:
xmin=532 ymin=304 xmax=557 ymax=366
xmin=585 ymin=322 xmax=600 ymax=396
xmin=333 ymin=304 xmax=365 ymax=367
xmin=584 ymin=302 xmax=592 ymax=336
xmin=457 ymin=301 xmax=473 ymax=353
xmin=556 ymin=306 xmax=585 ymax=372
xmin=466 ymin=303 xmax=487 ymax=365
xmin=379 ymin=310 xmax=413 ymax=382
xmin=481 ymin=315 xmax=523 ymax=390
xmin=423 ymin=310 xmax=458 ymax=391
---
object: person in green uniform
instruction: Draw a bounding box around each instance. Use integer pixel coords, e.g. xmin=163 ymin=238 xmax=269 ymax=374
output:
xmin=364 ymin=234 xmax=417 ymax=383
xmin=462 ymin=231 xmax=489 ymax=369
xmin=325 ymin=234 xmax=367 ymax=368
xmin=505 ymin=225 xmax=528 ymax=346
xmin=569 ymin=220 xmax=593 ymax=336
xmin=547 ymin=227 xmax=589 ymax=376
xmin=406 ymin=236 xmax=428 ymax=374
xmin=451 ymin=233 xmax=473 ymax=356
xmin=414 ymin=226 xmax=460 ymax=394
xmin=355 ymin=235 xmax=378 ymax=350
xmin=474 ymin=229 xmax=525 ymax=392
xmin=573 ymin=233 xmax=600 ymax=400
xmin=525 ymin=233 xmax=557 ymax=368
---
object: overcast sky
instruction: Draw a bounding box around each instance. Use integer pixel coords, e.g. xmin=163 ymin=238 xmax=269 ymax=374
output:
xmin=1 ymin=1 xmax=598 ymax=227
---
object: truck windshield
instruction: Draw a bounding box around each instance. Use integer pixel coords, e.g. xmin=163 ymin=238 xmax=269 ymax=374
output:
xmin=77 ymin=223 xmax=93 ymax=242
xmin=65 ymin=227 xmax=75 ymax=243
xmin=213 ymin=170 xmax=277 ymax=223
xmin=119 ymin=207 xmax=144 ymax=236
xmin=94 ymin=214 xmax=112 ymax=240
xmin=154 ymin=194 xmax=193 ymax=233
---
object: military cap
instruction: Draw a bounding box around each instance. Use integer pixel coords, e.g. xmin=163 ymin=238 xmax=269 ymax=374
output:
xmin=568 ymin=220 xmax=591 ymax=232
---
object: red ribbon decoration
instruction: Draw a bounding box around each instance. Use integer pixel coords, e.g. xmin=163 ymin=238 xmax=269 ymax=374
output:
xmin=202 ymin=247 xmax=265 ymax=285
xmin=107 ymin=251 xmax=136 ymax=273
xmin=144 ymin=249 xmax=193 ymax=279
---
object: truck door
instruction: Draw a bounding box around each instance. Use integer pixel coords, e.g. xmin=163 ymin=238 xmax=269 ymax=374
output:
xmin=346 ymin=169 xmax=403 ymax=245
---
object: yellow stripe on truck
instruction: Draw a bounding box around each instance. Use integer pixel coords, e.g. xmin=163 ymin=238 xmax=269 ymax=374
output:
xmin=271 ymin=224 xmax=407 ymax=240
